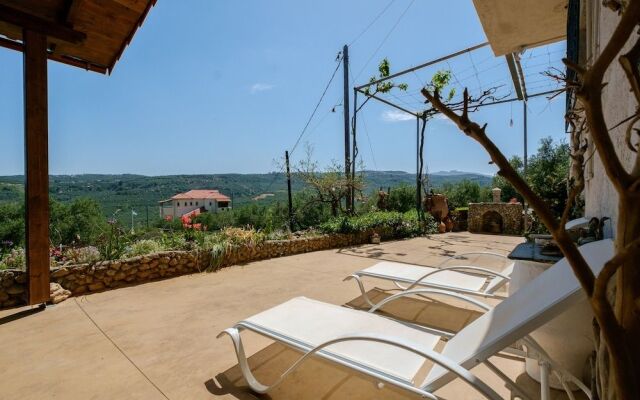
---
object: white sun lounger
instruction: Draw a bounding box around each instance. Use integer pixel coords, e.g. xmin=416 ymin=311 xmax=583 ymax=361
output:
xmin=219 ymin=239 xmax=612 ymax=400
xmin=345 ymin=252 xmax=515 ymax=308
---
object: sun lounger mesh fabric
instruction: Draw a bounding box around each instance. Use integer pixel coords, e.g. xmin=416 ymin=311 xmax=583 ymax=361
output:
xmin=422 ymin=239 xmax=613 ymax=390
xmin=485 ymin=262 xmax=515 ymax=293
xmin=244 ymin=296 xmax=440 ymax=384
xmin=361 ymin=261 xmax=487 ymax=291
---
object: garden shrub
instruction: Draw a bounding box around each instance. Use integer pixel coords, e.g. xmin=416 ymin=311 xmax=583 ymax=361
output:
xmin=123 ymin=239 xmax=164 ymax=257
xmin=319 ymin=210 xmax=437 ymax=237
xmin=0 ymin=247 xmax=25 ymax=270
xmin=63 ymin=246 xmax=101 ymax=264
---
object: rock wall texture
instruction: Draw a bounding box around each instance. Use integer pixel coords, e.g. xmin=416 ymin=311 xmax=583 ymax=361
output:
xmin=468 ymin=203 xmax=523 ymax=235
xmin=0 ymin=231 xmax=381 ymax=309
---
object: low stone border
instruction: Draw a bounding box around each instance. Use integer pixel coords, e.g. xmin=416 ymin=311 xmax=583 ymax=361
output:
xmin=0 ymin=231 xmax=392 ymax=309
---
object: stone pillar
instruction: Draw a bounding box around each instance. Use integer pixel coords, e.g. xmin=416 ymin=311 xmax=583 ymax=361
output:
xmin=492 ymin=187 xmax=502 ymax=203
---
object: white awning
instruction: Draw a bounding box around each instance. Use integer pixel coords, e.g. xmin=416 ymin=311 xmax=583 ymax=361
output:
xmin=472 ymin=0 xmax=567 ymax=56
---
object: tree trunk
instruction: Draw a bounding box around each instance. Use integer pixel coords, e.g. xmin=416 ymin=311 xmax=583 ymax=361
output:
xmin=597 ymin=195 xmax=640 ymax=400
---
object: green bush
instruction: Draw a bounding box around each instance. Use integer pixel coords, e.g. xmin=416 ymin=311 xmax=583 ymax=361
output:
xmin=63 ymin=246 xmax=101 ymax=264
xmin=319 ymin=210 xmax=436 ymax=237
xmin=0 ymin=247 xmax=25 ymax=270
xmin=217 ymin=227 xmax=266 ymax=247
xmin=158 ymin=233 xmax=188 ymax=251
xmin=123 ymin=239 xmax=164 ymax=257
xmin=0 ymin=203 xmax=24 ymax=247
xmin=386 ymin=184 xmax=417 ymax=212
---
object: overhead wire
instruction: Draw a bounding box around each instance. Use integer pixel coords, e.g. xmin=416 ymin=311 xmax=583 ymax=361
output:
xmin=349 ymin=66 xmax=379 ymax=172
xmin=353 ymin=0 xmax=416 ymax=82
xmin=348 ymin=0 xmax=398 ymax=47
xmin=290 ymin=55 xmax=343 ymax=156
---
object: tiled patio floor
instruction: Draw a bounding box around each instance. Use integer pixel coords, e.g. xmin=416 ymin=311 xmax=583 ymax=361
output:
xmin=0 ymin=233 xmax=585 ymax=399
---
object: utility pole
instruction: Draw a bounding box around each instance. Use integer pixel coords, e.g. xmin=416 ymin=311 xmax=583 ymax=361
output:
xmin=285 ymin=150 xmax=294 ymax=231
xmin=351 ymin=88 xmax=358 ymax=212
xmin=342 ymin=44 xmax=351 ymax=213
xmin=146 ymin=205 xmax=149 ymax=228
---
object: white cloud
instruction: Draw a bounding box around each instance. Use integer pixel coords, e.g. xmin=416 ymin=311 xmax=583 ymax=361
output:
xmin=433 ymin=113 xmax=454 ymax=124
xmin=381 ymin=110 xmax=414 ymax=122
xmin=250 ymin=83 xmax=274 ymax=94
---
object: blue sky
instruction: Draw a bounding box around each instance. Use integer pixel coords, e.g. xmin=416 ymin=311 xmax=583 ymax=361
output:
xmin=0 ymin=0 xmax=567 ymax=176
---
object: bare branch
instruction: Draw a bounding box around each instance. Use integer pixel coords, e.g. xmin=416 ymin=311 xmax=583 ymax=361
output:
xmin=619 ymin=38 xmax=640 ymax=105
xmin=421 ymin=86 xmax=596 ymax=294
xmin=594 ymin=237 xmax=640 ymax=304
xmin=624 ymin=113 xmax=640 ymax=153
xmin=561 ymin=183 xmax=584 ymax=228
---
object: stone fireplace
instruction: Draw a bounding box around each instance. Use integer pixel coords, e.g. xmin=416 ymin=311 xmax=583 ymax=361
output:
xmin=468 ymin=188 xmax=523 ymax=235
xmin=481 ymin=210 xmax=504 ymax=234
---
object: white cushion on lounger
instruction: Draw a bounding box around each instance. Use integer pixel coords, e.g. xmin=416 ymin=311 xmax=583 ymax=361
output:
xmin=423 ymin=239 xmax=614 ymax=390
xmin=360 ymin=261 xmax=487 ymax=292
xmin=244 ymin=296 xmax=440 ymax=384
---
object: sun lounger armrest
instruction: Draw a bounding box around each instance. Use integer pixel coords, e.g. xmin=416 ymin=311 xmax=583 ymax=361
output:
xmin=407 ymin=266 xmax=511 ymax=291
xmin=219 ymin=327 xmax=502 ymax=400
xmin=368 ymin=288 xmax=493 ymax=314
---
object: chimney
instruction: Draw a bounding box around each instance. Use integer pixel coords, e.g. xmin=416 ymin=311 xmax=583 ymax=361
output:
xmin=492 ymin=187 xmax=502 ymax=203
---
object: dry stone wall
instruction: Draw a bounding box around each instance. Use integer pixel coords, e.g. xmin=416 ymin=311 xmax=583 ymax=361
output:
xmin=0 ymin=231 xmax=377 ymax=309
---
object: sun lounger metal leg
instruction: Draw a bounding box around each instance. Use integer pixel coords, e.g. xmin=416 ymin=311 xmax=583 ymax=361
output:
xmin=561 ymin=379 xmax=577 ymax=400
xmin=483 ymin=359 xmax=533 ymax=400
xmin=539 ymin=361 xmax=551 ymax=400
xmin=216 ymin=328 xmax=272 ymax=394
xmin=392 ymin=280 xmax=409 ymax=290
xmin=523 ymin=336 xmax=592 ymax=400
xmin=343 ymin=274 xmax=376 ymax=307
xmin=219 ymin=328 xmax=504 ymax=400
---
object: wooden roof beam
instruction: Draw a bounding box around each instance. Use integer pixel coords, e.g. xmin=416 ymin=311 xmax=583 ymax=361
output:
xmin=0 ymin=3 xmax=86 ymax=44
xmin=64 ymin=0 xmax=84 ymax=27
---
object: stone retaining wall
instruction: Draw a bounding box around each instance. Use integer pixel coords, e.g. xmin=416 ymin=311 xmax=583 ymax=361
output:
xmin=0 ymin=231 xmax=381 ymax=309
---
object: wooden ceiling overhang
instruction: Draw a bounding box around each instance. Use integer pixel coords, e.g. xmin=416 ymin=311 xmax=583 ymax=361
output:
xmin=0 ymin=0 xmax=157 ymax=74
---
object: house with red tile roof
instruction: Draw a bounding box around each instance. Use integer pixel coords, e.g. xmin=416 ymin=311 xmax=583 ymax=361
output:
xmin=159 ymin=189 xmax=231 ymax=220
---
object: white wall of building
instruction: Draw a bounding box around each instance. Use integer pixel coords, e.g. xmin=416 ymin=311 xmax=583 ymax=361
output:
xmin=160 ymin=197 xmax=231 ymax=219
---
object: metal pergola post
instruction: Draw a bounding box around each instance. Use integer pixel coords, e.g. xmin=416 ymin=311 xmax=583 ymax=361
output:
xmin=416 ymin=116 xmax=421 ymax=213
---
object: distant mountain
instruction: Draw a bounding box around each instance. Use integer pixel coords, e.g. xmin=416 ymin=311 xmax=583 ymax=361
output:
xmin=0 ymin=171 xmax=493 ymax=220
xmin=431 ymin=170 xmax=491 ymax=177
xmin=363 ymin=170 xmax=492 ymax=189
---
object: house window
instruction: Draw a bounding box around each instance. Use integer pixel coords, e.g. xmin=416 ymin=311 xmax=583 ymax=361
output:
xmin=176 ymin=202 xmax=180 ymax=206
xmin=209 ymin=202 xmax=212 ymax=206
xmin=190 ymin=202 xmax=193 ymax=206
xmin=196 ymin=202 xmax=199 ymax=206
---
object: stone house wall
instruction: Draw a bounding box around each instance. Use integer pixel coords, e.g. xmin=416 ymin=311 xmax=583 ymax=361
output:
xmin=468 ymin=203 xmax=523 ymax=235
xmin=0 ymin=231 xmax=384 ymax=309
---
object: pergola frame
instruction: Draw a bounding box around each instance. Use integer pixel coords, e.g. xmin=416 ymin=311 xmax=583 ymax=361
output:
xmin=350 ymin=42 xmax=564 ymax=212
